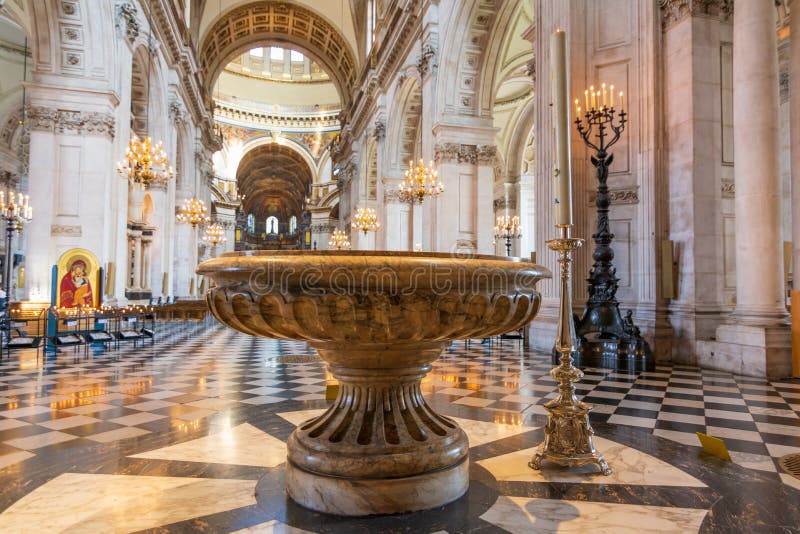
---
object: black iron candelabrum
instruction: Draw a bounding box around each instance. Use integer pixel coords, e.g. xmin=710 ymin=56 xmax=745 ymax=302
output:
xmin=560 ymin=104 xmax=654 ymax=372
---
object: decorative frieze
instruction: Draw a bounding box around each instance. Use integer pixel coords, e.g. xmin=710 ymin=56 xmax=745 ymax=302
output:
xmin=476 ymin=145 xmax=497 ymax=164
xmin=310 ymin=223 xmax=337 ymax=234
xmin=51 ymin=225 xmax=82 ymax=237
xmin=434 ymin=143 xmax=497 ymax=166
xmin=659 ymin=0 xmax=733 ymax=30
xmin=721 ymin=181 xmax=735 ymax=197
xmin=416 ymin=44 xmax=437 ymax=78
xmin=169 ymin=100 xmax=186 ymax=125
xmin=27 ymin=107 xmax=115 ymax=139
xmin=373 ymin=120 xmax=386 ymax=141
xmin=587 ymin=188 xmax=639 ymax=205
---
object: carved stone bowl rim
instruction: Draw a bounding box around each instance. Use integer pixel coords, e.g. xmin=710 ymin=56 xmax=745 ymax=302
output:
xmin=213 ymin=249 xmax=537 ymax=263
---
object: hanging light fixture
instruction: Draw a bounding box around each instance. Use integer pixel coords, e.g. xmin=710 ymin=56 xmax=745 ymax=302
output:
xmin=116 ymin=0 xmax=175 ymax=189
xmin=398 ymin=159 xmax=444 ymax=204
xmin=351 ymin=206 xmax=380 ymax=235
xmin=202 ymin=222 xmax=227 ymax=246
xmin=176 ymin=197 xmax=210 ymax=228
xmin=328 ymin=229 xmax=351 ymax=250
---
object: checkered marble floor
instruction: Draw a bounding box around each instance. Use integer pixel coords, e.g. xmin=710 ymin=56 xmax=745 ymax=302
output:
xmin=428 ymin=341 xmax=800 ymax=477
xmin=0 ymin=321 xmax=796 ymax=532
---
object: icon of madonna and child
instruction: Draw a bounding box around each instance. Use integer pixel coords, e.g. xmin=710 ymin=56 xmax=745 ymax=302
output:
xmin=59 ymin=259 xmax=94 ymax=308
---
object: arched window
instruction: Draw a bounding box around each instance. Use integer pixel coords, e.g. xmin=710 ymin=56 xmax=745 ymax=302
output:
xmin=247 ymin=214 xmax=255 ymax=233
xmin=266 ymin=216 xmax=279 ymax=235
xmin=366 ymin=0 xmax=377 ymax=54
xmin=289 ymin=215 xmax=297 ymax=234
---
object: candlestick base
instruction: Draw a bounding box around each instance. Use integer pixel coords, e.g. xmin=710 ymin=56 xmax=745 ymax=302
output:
xmin=530 ymin=230 xmax=612 ymax=477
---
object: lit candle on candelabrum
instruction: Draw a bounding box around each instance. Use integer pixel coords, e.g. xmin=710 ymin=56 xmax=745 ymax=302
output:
xmin=550 ymin=29 xmax=572 ymax=227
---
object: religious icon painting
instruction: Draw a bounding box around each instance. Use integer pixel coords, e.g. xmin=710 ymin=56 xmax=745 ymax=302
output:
xmin=56 ymin=248 xmax=100 ymax=309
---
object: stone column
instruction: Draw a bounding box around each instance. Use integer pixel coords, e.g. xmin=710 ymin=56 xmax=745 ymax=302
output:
xmin=731 ymin=0 xmax=788 ymax=323
xmin=791 ymin=0 xmax=800 ymax=373
xmin=700 ymin=0 xmax=792 ymax=376
xmin=131 ymin=231 xmax=142 ymax=291
xmin=141 ymin=237 xmax=151 ymax=291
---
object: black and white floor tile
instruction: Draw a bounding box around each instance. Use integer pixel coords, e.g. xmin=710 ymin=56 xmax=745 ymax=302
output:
xmin=0 ymin=322 xmax=796 ymax=532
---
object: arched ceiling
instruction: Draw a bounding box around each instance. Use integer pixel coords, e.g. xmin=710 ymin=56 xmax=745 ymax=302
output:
xmin=236 ymin=143 xmax=312 ymax=220
xmin=199 ymin=1 xmax=356 ymax=107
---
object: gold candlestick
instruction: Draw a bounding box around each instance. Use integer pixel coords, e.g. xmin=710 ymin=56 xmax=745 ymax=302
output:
xmin=529 ymin=225 xmax=612 ymax=475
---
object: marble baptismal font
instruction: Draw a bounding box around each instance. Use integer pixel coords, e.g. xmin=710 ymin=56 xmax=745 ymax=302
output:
xmin=198 ymin=250 xmax=550 ymax=516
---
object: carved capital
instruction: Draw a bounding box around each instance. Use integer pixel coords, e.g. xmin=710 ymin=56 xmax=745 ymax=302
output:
xmin=476 ymin=144 xmax=497 ymax=164
xmin=659 ymin=0 xmax=733 ymax=30
xmin=310 ymin=222 xmax=337 ymax=233
xmin=169 ymin=100 xmax=186 ymax=125
xmin=115 ymin=2 xmax=140 ymax=44
xmin=434 ymin=143 xmax=479 ymax=165
xmin=373 ymin=120 xmax=386 ymax=141
xmin=416 ymin=44 xmax=437 ymax=78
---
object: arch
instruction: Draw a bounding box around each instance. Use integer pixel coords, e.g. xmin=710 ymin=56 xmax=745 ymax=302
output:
xmin=236 ymin=143 xmax=313 ymax=223
xmin=266 ymin=215 xmax=279 ymax=234
xmin=436 ymin=0 xmax=519 ymax=118
xmin=388 ymin=76 xmax=422 ymax=171
xmin=240 ymin=135 xmax=319 ymax=181
xmin=199 ymin=2 xmax=356 ymax=107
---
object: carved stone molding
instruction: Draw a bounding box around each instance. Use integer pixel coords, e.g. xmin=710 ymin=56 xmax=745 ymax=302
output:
xmin=587 ymin=188 xmax=639 ymax=205
xmin=435 ymin=143 xmax=475 ymax=164
xmin=477 ymin=145 xmax=497 ymax=164
xmin=416 ymin=44 xmax=437 ymax=78
xmin=493 ymin=198 xmax=517 ymax=211
xmin=721 ymin=181 xmax=735 ymax=197
xmin=434 ymin=143 xmax=498 ymax=166
xmin=51 ymin=225 xmax=82 ymax=237
xmin=310 ymin=222 xmax=337 ymax=233
xmin=115 ymin=2 xmax=140 ymax=44
xmin=659 ymin=0 xmax=733 ymax=30
xmin=525 ymin=58 xmax=535 ymax=81
xmin=27 ymin=107 xmax=115 ymax=139
xmin=169 ymin=100 xmax=186 ymax=125
xmin=373 ymin=120 xmax=385 ymax=142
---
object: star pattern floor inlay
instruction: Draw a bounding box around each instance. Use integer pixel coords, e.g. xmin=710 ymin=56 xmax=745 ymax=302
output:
xmin=0 ymin=321 xmax=796 ymax=532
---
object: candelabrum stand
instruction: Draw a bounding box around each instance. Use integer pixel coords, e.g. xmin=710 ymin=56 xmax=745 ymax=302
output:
xmin=530 ymin=225 xmax=612 ymax=475
xmin=567 ymin=102 xmax=653 ymax=372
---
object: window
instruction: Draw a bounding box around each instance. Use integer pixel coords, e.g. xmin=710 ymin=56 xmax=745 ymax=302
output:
xmin=247 ymin=214 xmax=255 ymax=233
xmin=366 ymin=0 xmax=377 ymax=54
xmin=290 ymin=50 xmax=304 ymax=62
xmin=289 ymin=215 xmax=297 ymax=234
xmin=266 ymin=216 xmax=279 ymax=235
xmin=249 ymin=47 xmax=263 ymax=58
xmin=270 ymin=47 xmax=284 ymax=61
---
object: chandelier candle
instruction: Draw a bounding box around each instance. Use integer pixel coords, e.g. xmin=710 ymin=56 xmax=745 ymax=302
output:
xmin=551 ymin=29 xmax=572 ymax=227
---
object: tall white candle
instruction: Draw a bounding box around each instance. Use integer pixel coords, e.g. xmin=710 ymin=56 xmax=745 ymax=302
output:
xmin=550 ymin=29 xmax=572 ymax=226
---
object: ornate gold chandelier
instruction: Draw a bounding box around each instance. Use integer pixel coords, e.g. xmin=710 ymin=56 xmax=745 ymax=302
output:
xmin=117 ymin=134 xmax=175 ymax=189
xmin=116 ymin=1 xmax=174 ymax=190
xmin=398 ymin=159 xmax=444 ymax=204
xmin=202 ymin=222 xmax=227 ymax=246
xmin=176 ymin=197 xmax=210 ymax=228
xmin=352 ymin=206 xmax=380 ymax=235
xmin=328 ymin=229 xmax=351 ymax=250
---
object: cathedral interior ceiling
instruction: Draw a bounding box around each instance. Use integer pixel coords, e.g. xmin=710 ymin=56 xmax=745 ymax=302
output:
xmin=236 ymin=143 xmax=312 ymax=219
